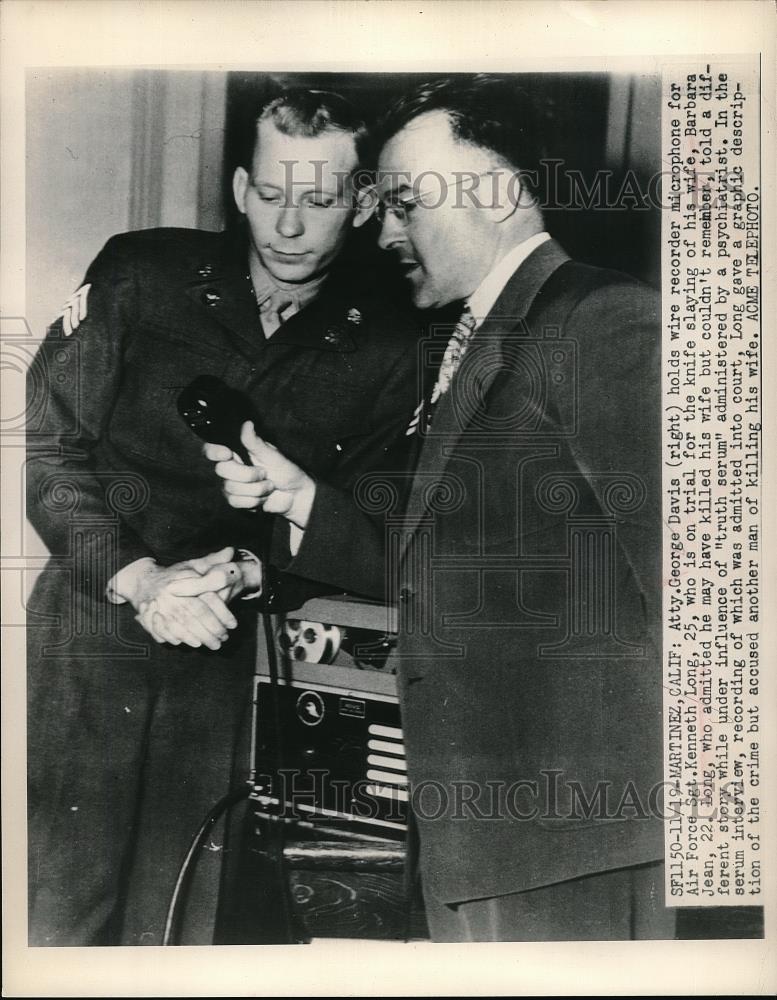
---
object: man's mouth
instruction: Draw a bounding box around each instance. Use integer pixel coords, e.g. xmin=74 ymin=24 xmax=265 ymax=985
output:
xmin=399 ymin=259 xmax=421 ymax=276
xmin=267 ymin=247 xmax=311 ymax=259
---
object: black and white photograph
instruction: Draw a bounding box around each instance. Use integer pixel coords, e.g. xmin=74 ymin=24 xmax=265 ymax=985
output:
xmin=1 ymin=1 xmax=774 ymax=996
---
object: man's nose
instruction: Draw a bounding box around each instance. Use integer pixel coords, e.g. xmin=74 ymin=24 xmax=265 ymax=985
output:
xmin=276 ymin=205 xmax=304 ymax=238
xmin=377 ymin=212 xmax=406 ymax=251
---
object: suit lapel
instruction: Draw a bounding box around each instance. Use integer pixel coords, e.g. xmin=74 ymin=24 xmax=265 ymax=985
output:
xmin=400 ymin=239 xmax=571 ymax=550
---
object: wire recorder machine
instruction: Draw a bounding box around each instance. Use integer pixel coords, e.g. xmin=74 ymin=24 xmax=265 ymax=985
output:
xmin=177 ymin=377 xmax=423 ymax=944
xmin=242 ymin=593 xmax=424 ymax=943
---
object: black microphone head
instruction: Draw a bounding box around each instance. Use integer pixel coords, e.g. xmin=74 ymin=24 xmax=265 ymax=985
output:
xmin=177 ymin=375 xmax=258 ymax=461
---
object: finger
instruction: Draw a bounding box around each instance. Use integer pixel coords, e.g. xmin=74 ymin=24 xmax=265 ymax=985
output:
xmin=241 ymin=422 xmax=279 ymax=464
xmin=167 ymin=565 xmax=240 ymax=601
xmin=202 ymin=545 xmax=235 ymax=564
xmin=240 ymin=420 xmax=259 ymax=453
xmin=135 ymin=611 xmax=162 ymax=642
xmin=226 ymin=493 xmax=267 ymax=510
xmin=262 ymin=492 xmax=293 ymax=516
xmin=200 ymin=590 xmax=239 ymax=628
xmin=149 ymin=613 xmax=181 ymax=645
xmin=186 ymin=547 xmax=235 ymax=574
xmin=203 ymin=441 xmax=234 ymax=463
xmin=141 ymin=599 xmax=206 ymax=647
xmin=165 ymin=597 xmax=230 ymax=648
xmin=148 ymin=624 xmax=170 ymax=644
xmin=158 ymin=606 xmax=217 ymax=648
xmin=222 ymin=478 xmax=274 ymax=497
xmin=164 ymin=621 xmax=205 ymax=648
xmin=142 ymin=601 xmax=184 ymax=645
xmin=136 ymin=610 xmax=180 ymax=645
xmin=214 ymin=460 xmax=267 ymax=484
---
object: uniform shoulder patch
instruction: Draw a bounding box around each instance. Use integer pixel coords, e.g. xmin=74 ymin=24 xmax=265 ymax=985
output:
xmin=58 ymin=283 xmax=91 ymax=336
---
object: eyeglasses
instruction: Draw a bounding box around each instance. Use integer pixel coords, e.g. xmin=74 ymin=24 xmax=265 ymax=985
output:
xmin=375 ymin=171 xmax=496 ymax=227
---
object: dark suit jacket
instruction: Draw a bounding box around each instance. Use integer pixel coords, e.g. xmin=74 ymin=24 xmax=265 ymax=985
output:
xmin=289 ymin=239 xmax=664 ymax=904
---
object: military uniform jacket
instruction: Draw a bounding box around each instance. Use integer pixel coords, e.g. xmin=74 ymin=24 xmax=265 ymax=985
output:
xmin=25 ymin=227 xmax=423 ymax=945
xmin=289 ymin=239 xmax=665 ymax=905
xmin=26 ymin=227 xmax=422 ymax=604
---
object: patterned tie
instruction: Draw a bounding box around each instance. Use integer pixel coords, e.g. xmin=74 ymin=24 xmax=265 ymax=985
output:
xmin=406 ymin=303 xmax=477 ymax=436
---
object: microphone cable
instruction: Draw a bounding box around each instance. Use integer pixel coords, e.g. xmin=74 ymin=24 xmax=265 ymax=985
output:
xmin=163 ymin=535 xmax=300 ymax=946
xmin=162 ymin=784 xmax=251 ymax=946
xmin=258 ymin=543 xmax=302 ymax=945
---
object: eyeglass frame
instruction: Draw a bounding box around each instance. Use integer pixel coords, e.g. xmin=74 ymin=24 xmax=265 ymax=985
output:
xmin=374 ymin=170 xmax=498 ymax=227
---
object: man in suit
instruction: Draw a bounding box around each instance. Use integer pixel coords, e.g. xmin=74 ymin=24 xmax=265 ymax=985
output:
xmin=26 ymin=88 xmax=421 ymax=945
xmin=208 ymin=76 xmax=672 ymax=941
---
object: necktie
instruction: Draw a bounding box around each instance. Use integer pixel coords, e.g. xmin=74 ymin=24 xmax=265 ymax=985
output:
xmin=259 ymin=291 xmax=295 ymax=337
xmin=406 ymin=304 xmax=477 ymax=436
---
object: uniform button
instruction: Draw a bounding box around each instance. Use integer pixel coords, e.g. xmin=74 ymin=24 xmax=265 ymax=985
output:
xmin=201 ymin=289 xmax=221 ymax=306
xmin=197 ymin=264 xmax=214 ymax=277
xmin=399 ymin=587 xmax=414 ymax=602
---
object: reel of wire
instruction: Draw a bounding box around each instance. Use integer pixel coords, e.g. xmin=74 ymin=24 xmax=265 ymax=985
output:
xmin=277 ymin=619 xmax=342 ymax=664
xmin=339 ymin=627 xmax=397 ymax=671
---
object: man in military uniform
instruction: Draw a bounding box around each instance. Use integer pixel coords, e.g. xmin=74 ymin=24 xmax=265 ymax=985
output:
xmin=26 ymin=89 xmax=421 ymax=945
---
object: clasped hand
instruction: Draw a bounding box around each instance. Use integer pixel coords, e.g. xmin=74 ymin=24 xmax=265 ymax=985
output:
xmin=129 ymin=547 xmax=260 ymax=650
xmin=203 ymin=421 xmax=316 ymax=529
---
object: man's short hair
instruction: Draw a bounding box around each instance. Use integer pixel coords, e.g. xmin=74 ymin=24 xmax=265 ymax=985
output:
xmin=242 ymin=88 xmax=369 ymax=173
xmin=377 ymin=75 xmax=547 ymax=200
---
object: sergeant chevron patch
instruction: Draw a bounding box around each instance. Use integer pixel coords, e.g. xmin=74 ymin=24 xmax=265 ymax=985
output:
xmin=59 ymin=283 xmax=91 ymax=336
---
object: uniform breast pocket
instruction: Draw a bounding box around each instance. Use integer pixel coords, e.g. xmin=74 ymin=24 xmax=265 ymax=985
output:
xmin=108 ymin=327 xmax=232 ymax=470
xmin=280 ymin=373 xmax=378 ymax=478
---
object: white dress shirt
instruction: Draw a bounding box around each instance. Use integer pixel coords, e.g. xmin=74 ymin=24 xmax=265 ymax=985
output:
xmin=467 ymin=231 xmax=551 ymax=328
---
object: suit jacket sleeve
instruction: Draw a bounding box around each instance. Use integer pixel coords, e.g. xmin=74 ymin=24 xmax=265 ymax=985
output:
xmin=277 ymin=479 xmax=388 ymax=601
xmin=272 ymin=342 xmax=420 ymax=604
xmin=26 ymin=236 xmax=155 ymax=596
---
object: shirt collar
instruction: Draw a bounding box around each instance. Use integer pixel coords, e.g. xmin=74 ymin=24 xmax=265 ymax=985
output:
xmin=467 ymin=232 xmax=551 ymax=328
xmin=248 ymin=255 xmax=329 ymax=334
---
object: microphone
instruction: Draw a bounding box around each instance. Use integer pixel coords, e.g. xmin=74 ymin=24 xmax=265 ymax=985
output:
xmin=177 ymin=375 xmax=268 ymax=464
xmin=177 ymin=375 xmax=284 ymax=611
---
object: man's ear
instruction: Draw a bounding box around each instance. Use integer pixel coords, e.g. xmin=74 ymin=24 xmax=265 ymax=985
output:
xmin=232 ymin=167 xmax=249 ymax=215
xmin=351 ymin=184 xmax=377 ymax=229
xmin=487 ymin=167 xmax=522 ymax=225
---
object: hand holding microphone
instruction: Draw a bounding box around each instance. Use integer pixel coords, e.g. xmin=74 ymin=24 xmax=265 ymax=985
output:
xmin=204 ymin=421 xmax=316 ymax=530
xmin=177 ymin=375 xmax=316 ymax=530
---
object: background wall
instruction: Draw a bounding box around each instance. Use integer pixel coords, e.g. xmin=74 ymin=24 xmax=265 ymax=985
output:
xmin=26 ymin=69 xmax=227 ymax=342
